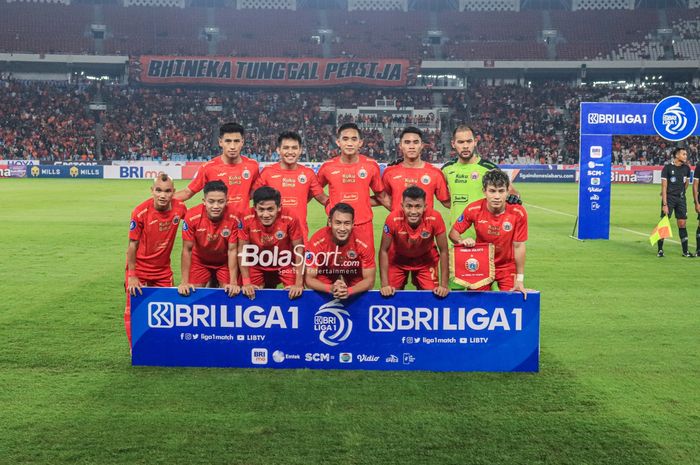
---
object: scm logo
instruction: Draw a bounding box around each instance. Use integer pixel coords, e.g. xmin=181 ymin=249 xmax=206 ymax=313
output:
xmin=305 ymin=353 xmax=331 ymax=362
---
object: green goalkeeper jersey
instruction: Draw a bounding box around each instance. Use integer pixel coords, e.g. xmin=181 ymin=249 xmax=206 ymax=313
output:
xmin=441 ymin=156 xmax=499 ymax=224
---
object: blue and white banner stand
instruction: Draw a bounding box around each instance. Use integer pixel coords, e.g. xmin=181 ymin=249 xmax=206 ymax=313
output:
xmin=578 ymin=96 xmax=699 ymax=239
xmin=132 ymin=288 xmax=540 ymax=372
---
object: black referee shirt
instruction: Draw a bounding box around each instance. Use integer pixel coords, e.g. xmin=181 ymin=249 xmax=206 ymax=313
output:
xmin=661 ymin=163 xmax=690 ymax=197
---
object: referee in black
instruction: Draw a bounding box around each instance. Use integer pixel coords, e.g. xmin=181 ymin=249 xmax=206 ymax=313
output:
xmin=658 ymin=147 xmax=692 ymax=257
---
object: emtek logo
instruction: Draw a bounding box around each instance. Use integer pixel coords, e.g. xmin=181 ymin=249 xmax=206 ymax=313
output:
xmin=652 ymin=96 xmax=697 ymax=141
xmin=369 ymin=305 xmax=523 ymax=332
xmin=149 ymin=302 xmax=174 ymax=328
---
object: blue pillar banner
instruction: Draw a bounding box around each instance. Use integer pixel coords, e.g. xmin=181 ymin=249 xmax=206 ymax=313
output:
xmin=578 ymin=97 xmax=699 ymax=239
xmin=577 ymin=134 xmax=612 ymax=240
xmin=131 ymin=288 xmax=540 ymax=372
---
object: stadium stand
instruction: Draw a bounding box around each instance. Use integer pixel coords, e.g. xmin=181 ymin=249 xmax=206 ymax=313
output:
xmin=439 ymin=10 xmax=547 ymax=60
xmin=551 ymin=9 xmax=660 ymax=60
xmin=2 ymin=2 xmax=698 ymax=60
xmin=2 ymin=78 xmax=698 ymax=166
xmin=0 ymin=2 xmax=92 ymax=54
xmin=328 ymin=10 xmax=431 ymax=60
xmin=103 ymin=5 xmax=208 ymax=56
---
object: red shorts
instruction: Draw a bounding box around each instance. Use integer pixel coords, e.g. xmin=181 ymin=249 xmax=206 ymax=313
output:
xmin=354 ymin=221 xmax=375 ymax=256
xmin=389 ymin=261 xmax=439 ymax=290
xmin=248 ymin=267 xmax=297 ymax=288
xmin=124 ymin=270 xmax=173 ymax=348
xmin=189 ymin=259 xmax=230 ymax=286
xmin=475 ymin=265 xmax=515 ymax=291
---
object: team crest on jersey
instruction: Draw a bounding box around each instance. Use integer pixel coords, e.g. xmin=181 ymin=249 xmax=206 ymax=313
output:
xmin=275 ymin=230 xmax=285 ymax=240
xmin=670 ymin=176 xmax=676 ymax=183
xmin=502 ymin=221 xmax=512 ymax=232
xmin=466 ymin=258 xmax=479 ymax=272
xmin=358 ymin=168 xmax=368 ymax=179
xmin=129 ymin=220 xmax=136 ymax=231
xmin=347 ymin=250 xmax=357 ymax=259
xmin=172 ymin=216 xmax=180 ymax=225
xmin=222 ymin=228 xmax=231 ymax=238
xmin=242 ymin=169 xmax=251 ymax=180
xmin=298 ymin=174 xmax=307 ymax=184
xmin=182 ymin=221 xmax=189 ymax=231
xmin=237 ymin=219 xmax=243 ymax=229
xmin=421 ymin=175 xmax=431 ymax=185
xmin=470 ymin=171 xmax=479 ymax=180
xmin=420 ymin=231 xmax=431 ymax=239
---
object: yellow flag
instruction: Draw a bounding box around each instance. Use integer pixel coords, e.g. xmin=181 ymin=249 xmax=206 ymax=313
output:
xmin=649 ymin=216 xmax=673 ymax=246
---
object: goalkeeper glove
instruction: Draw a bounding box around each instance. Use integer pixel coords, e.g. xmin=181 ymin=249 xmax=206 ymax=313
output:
xmin=506 ymin=194 xmax=522 ymax=205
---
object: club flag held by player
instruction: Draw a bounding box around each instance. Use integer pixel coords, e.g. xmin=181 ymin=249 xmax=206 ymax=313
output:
xmin=649 ymin=216 xmax=673 ymax=246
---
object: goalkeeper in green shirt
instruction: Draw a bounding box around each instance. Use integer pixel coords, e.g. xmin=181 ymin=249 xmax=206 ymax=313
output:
xmin=442 ymin=124 xmax=521 ymax=290
xmin=442 ymin=124 xmax=521 ymax=224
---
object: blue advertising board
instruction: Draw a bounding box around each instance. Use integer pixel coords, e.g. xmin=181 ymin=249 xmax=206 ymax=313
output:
xmin=578 ymin=96 xmax=698 ymax=240
xmin=131 ymin=288 xmax=540 ymax=372
xmin=25 ymin=165 xmax=103 ymax=178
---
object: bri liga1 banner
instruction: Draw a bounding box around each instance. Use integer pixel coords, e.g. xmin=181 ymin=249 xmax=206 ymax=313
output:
xmin=134 ymin=56 xmax=409 ymax=87
xmin=131 ymin=288 xmax=540 ymax=372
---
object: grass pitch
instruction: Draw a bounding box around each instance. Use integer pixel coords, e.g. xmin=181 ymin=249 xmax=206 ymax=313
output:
xmin=0 ymin=179 xmax=697 ymax=465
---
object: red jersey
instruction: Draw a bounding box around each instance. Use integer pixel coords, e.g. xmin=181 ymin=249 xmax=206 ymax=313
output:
xmin=187 ymin=155 xmax=260 ymax=217
xmin=383 ymin=209 xmax=446 ymax=266
xmin=128 ymin=198 xmax=187 ymax=279
xmin=317 ymin=155 xmax=383 ymax=225
xmin=382 ymin=163 xmax=449 ymax=211
xmin=182 ymin=204 xmax=239 ymax=266
xmin=239 ymin=207 xmax=303 ymax=271
xmin=254 ymin=163 xmax=324 ymax=235
xmin=453 ymin=199 xmax=528 ymax=267
xmin=306 ymin=227 xmax=375 ymax=286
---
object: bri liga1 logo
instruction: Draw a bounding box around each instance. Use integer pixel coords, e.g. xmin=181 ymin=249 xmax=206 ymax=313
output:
xmin=652 ymin=96 xmax=698 ymax=142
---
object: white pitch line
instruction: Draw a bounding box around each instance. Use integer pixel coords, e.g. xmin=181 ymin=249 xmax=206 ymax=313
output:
xmin=524 ymin=202 xmax=681 ymax=245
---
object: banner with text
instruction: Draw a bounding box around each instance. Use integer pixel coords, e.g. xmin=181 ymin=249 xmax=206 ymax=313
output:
xmin=135 ymin=56 xmax=409 ymax=87
xmin=25 ymin=165 xmax=103 ymax=178
xmin=578 ymin=96 xmax=699 ymax=239
xmin=132 ymin=288 xmax=539 ymax=372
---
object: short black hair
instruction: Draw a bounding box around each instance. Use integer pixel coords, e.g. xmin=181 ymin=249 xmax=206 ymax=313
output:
xmin=252 ymin=186 xmax=281 ymax=207
xmin=203 ymin=180 xmax=228 ymax=196
xmin=482 ymin=169 xmax=510 ymax=190
xmin=402 ymin=185 xmax=427 ymax=201
xmin=452 ymin=124 xmax=475 ymax=139
xmin=329 ymin=202 xmax=354 ymax=220
xmin=219 ymin=122 xmax=245 ymax=138
xmin=337 ymin=122 xmax=362 ymax=138
xmin=672 ymin=147 xmax=687 ymax=159
xmin=277 ymin=131 xmax=302 ymax=147
xmin=400 ymin=126 xmax=423 ymax=141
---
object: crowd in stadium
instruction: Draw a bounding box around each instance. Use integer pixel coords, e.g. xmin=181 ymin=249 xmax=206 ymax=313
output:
xmin=1 ymin=77 xmax=698 ymax=165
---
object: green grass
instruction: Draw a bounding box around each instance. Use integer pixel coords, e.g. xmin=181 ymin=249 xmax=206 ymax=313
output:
xmin=0 ymin=179 xmax=698 ymax=465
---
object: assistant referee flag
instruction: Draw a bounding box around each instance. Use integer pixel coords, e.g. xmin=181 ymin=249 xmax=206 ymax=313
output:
xmin=649 ymin=216 xmax=673 ymax=246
